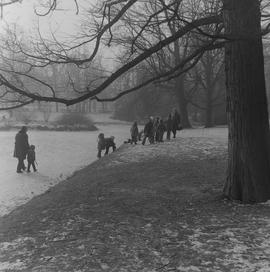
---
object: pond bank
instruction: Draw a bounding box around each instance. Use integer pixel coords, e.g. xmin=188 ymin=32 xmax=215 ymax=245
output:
xmin=0 ymin=124 xmax=131 ymax=216
xmin=1 ymin=135 xmax=270 ymax=272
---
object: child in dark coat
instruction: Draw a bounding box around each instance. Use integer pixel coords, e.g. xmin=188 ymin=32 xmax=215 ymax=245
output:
xmin=97 ymin=133 xmax=116 ymax=158
xmin=27 ymin=145 xmax=37 ymax=172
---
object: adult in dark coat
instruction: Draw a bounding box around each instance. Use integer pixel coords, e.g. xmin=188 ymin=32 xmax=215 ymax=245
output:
xmin=14 ymin=126 xmax=29 ymax=173
xmin=157 ymin=119 xmax=166 ymax=142
xmin=166 ymin=114 xmax=173 ymax=140
xmin=172 ymin=109 xmax=181 ymax=138
xmin=153 ymin=117 xmax=160 ymax=142
xmin=142 ymin=117 xmax=154 ymax=145
xmin=130 ymin=121 xmax=139 ymax=144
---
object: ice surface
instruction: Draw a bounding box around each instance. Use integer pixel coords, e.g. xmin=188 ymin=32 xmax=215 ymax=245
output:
xmin=0 ymin=124 xmax=131 ymax=216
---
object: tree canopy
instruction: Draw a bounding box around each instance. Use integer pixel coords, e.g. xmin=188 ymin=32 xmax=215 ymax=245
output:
xmin=0 ymin=0 xmax=268 ymax=110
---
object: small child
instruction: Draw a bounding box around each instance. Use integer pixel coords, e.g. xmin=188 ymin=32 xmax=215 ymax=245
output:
xmin=97 ymin=133 xmax=116 ymax=158
xmin=27 ymin=145 xmax=37 ymax=172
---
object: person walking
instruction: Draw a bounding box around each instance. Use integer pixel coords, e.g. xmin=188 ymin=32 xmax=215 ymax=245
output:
xmin=142 ymin=117 xmax=154 ymax=145
xmin=172 ymin=109 xmax=181 ymax=138
xmin=130 ymin=121 xmax=139 ymax=144
xmin=166 ymin=114 xmax=173 ymax=140
xmin=157 ymin=118 xmax=166 ymax=142
xmin=13 ymin=126 xmax=29 ymax=173
xmin=153 ymin=117 xmax=160 ymax=142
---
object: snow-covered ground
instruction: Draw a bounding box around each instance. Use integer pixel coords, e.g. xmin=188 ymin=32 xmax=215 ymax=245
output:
xmin=0 ymin=125 xmax=227 ymax=217
xmin=0 ymin=124 xmax=131 ymax=216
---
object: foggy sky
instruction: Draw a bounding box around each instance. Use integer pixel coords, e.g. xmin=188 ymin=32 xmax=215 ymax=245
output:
xmin=0 ymin=0 xmax=116 ymax=68
xmin=1 ymin=0 xmax=97 ymax=38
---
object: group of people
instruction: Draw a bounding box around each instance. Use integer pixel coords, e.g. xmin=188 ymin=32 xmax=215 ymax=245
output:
xmin=13 ymin=109 xmax=182 ymax=168
xmin=130 ymin=109 xmax=182 ymax=145
xmin=13 ymin=126 xmax=37 ymax=173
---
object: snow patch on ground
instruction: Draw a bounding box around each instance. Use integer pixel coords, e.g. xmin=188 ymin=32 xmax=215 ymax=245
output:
xmin=0 ymin=260 xmax=26 ymax=271
xmin=0 ymin=237 xmax=36 ymax=271
xmin=177 ymin=265 xmax=201 ymax=272
xmin=186 ymin=216 xmax=270 ymax=271
xmin=109 ymin=130 xmax=227 ymax=166
xmin=0 ymin=237 xmax=35 ymax=251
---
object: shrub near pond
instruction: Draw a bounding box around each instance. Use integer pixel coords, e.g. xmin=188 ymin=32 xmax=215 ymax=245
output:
xmin=55 ymin=113 xmax=97 ymax=131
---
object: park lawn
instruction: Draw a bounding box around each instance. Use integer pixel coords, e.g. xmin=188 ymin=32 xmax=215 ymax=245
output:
xmin=0 ymin=135 xmax=269 ymax=272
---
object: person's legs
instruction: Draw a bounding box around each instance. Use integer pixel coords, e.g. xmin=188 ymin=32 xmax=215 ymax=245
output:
xmin=97 ymin=149 xmax=102 ymax=158
xmin=32 ymin=162 xmax=37 ymax=172
xmin=160 ymin=132 xmax=164 ymax=142
xmin=27 ymin=161 xmax=31 ymax=172
xmin=155 ymin=132 xmax=159 ymax=142
xmin=142 ymin=135 xmax=147 ymax=145
xmin=17 ymin=157 xmax=23 ymax=173
xmin=167 ymin=130 xmax=171 ymax=140
xmin=173 ymin=129 xmax=176 ymax=138
xmin=22 ymin=160 xmax=26 ymax=171
xmin=138 ymin=132 xmax=142 ymax=141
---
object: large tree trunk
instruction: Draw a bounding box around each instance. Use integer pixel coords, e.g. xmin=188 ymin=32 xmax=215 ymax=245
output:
xmin=175 ymin=75 xmax=192 ymax=128
xmin=223 ymin=0 xmax=270 ymax=203
xmin=204 ymin=62 xmax=214 ymax=128
xmin=173 ymin=37 xmax=192 ymax=128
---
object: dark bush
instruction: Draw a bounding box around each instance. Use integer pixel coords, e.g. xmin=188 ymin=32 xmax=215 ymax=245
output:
xmin=0 ymin=125 xmax=11 ymax=131
xmin=55 ymin=113 xmax=97 ymax=131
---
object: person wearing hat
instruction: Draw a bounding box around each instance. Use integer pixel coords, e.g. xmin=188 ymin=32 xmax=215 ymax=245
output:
xmin=13 ymin=126 xmax=29 ymax=173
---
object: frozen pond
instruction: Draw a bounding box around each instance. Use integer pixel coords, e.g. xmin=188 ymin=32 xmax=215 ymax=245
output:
xmin=0 ymin=124 xmax=131 ymax=216
xmin=0 ymin=125 xmax=227 ymax=217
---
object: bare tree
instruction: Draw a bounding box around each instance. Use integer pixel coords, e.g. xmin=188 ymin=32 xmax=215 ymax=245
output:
xmin=187 ymin=48 xmax=225 ymax=127
xmin=0 ymin=0 xmax=223 ymax=108
xmin=222 ymin=0 xmax=270 ymax=202
xmin=0 ymin=0 xmax=270 ymax=202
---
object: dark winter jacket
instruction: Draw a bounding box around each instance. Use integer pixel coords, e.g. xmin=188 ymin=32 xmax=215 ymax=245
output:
xmin=27 ymin=149 xmax=36 ymax=163
xmin=130 ymin=123 xmax=139 ymax=138
xmin=13 ymin=131 xmax=29 ymax=159
xmin=143 ymin=121 xmax=154 ymax=136
xmin=157 ymin=120 xmax=166 ymax=133
xmin=166 ymin=116 xmax=173 ymax=131
xmin=98 ymin=137 xmax=116 ymax=151
xmin=172 ymin=111 xmax=181 ymax=130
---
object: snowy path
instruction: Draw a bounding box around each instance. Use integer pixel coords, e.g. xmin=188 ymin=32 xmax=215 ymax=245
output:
xmin=0 ymin=124 xmax=131 ymax=216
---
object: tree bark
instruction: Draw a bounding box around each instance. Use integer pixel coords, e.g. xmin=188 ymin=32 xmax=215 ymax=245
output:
xmin=223 ymin=0 xmax=270 ymax=203
xmin=175 ymin=75 xmax=192 ymax=128
xmin=173 ymin=37 xmax=192 ymax=128
xmin=204 ymin=58 xmax=214 ymax=128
